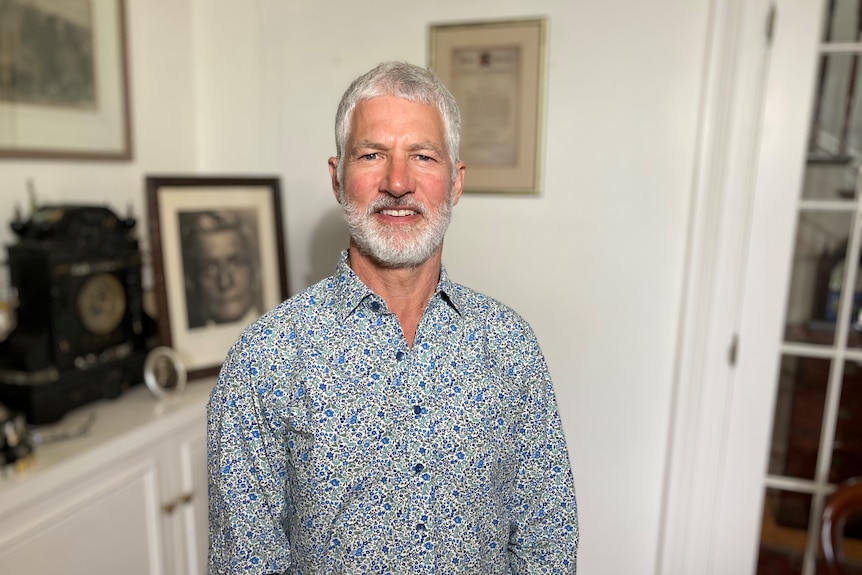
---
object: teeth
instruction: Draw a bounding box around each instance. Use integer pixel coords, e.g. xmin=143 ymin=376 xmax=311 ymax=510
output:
xmin=380 ymin=209 xmax=417 ymax=216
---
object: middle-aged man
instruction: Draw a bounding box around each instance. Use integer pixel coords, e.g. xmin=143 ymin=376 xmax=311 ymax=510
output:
xmin=208 ymin=60 xmax=579 ymax=574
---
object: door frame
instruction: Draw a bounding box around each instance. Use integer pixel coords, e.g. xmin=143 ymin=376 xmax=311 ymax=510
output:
xmin=658 ymin=1 xmax=825 ymax=573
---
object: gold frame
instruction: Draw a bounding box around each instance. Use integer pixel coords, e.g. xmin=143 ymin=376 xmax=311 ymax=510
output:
xmin=429 ymin=17 xmax=547 ymax=195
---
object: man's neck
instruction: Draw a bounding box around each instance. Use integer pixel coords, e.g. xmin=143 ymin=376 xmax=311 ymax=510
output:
xmin=347 ymin=240 xmax=442 ymax=347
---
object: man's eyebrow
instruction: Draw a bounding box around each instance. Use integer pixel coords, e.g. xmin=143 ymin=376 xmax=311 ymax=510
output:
xmin=351 ymin=140 xmax=444 ymax=154
xmin=407 ymin=141 xmax=445 ymax=155
xmin=352 ymin=140 xmax=386 ymax=151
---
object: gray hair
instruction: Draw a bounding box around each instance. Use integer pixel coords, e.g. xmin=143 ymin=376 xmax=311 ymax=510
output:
xmin=333 ymin=61 xmax=461 ymax=187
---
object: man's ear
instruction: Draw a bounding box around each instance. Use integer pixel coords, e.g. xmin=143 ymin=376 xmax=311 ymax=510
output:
xmin=451 ymin=161 xmax=466 ymax=206
xmin=328 ymin=157 xmax=341 ymax=203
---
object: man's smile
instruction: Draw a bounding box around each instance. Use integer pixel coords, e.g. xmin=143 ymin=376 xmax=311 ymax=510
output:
xmin=378 ymin=208 xmax=419 ymax=217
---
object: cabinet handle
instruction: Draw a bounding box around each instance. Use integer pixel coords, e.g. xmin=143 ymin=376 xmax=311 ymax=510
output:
xmin=161 ymin=492 xmax=194 ymax=515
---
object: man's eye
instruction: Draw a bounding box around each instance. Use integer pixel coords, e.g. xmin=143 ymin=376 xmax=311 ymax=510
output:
xmin=416 ymin=154 xmax=433 ymax=162
xmin=361 ymin=153 xmax=378 ymax=160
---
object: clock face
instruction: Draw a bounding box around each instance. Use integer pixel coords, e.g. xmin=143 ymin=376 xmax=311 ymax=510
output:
xmin=76 ymin=273 xmax=127 ymax=335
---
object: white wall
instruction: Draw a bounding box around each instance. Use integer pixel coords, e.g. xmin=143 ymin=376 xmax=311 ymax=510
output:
xmin=0 ymin=1 xmax=712 ymax=573
xmin=0 ymin=0 xmax=198 ymax=299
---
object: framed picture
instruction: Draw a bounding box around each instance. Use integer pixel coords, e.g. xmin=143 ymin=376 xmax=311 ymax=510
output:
xmin=429 ymin=17 xmax=548 ymax=195
xmin=0 ymin=0 xmax=132 ymax=160
xmin=143 ymin=346 xmax=187 ymax=399
xmin=146 ymin=176 xmax=289 ymax=380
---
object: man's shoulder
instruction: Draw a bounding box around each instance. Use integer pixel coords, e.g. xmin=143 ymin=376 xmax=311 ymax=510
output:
xmin=446 ymin=282 xmax=533 ymax=333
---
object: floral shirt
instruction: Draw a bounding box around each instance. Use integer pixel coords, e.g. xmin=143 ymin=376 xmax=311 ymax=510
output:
xmin=208 ymin=251 xmax=579 ymax=574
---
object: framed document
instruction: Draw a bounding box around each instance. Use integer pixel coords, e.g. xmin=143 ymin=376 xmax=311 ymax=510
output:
xmin=429 ymin=18 xmax=547 ymax=195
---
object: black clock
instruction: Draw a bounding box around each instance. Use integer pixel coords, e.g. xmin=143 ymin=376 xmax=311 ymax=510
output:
xmin=0 ymin=205 xmax=155 ymax=424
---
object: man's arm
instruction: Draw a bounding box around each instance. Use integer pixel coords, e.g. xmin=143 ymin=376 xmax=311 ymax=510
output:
xmin=507 ymin=332 xmax=579 ymax=574
xmin=208 ymin=335 xmax=291 ymax=574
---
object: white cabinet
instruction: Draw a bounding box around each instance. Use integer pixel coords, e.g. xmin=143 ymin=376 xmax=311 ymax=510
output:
xmin=0 ymin=379 xmax=214 ymax=575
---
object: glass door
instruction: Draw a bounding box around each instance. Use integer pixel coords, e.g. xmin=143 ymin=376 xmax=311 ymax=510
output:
xmin=757 ymin=1 xmax=862 ymax=573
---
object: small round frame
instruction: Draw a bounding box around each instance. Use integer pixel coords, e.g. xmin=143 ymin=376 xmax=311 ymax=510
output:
xmin=143 ymin=346 xmax=187 ymax=399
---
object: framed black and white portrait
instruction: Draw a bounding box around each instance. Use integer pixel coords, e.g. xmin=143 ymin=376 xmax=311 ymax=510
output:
xmin=146 ymin=176 xmax=289 ymax=380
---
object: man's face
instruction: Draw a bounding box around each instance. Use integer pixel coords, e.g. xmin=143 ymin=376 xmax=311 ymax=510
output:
xmin=195 ymin=228 xmax=255 ymax=323
xmin=329 ymin=96 xmax=465 ymax=268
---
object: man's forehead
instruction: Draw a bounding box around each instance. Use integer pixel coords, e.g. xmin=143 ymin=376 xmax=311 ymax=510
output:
xmin=353 ymin=96 xmax=441 ymax=121
xmin=349 ymin=97 xmax=446 ymax=142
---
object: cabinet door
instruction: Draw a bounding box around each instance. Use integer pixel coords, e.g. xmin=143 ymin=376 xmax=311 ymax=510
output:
xmin=0 ymin=458 xmax=166 ymax=575
xmin=163 ymin=419 xmax=208 ymax=575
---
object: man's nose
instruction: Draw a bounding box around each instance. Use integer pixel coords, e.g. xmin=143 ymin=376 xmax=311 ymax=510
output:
xmin=381 ymin=156 xmax=412 ymax=197
xmin=216 ymin=263 xmax=235 ymax=289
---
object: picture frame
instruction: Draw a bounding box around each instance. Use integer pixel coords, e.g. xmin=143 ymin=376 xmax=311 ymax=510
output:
xmin=146 ymin=176 xmax=289 ymax=380
xmin=143 ymin=346 xmax=187 ymax=400
xmin=429 ymin=17 xmax=548 ymax=195
xmin=0 ymin=0 xmax=133 ymax=160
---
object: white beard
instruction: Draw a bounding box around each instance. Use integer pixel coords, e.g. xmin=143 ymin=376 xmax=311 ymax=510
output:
xmin=342 ymin=193 xmax=453 ymax=268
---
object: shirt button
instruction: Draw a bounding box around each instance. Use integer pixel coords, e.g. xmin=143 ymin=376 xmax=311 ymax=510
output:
xmin=370 ymin=301 xmax=380 ymax=311
xmin=413 ymin=405 xmax=422 ymax=415
xmin=413 ymin=463 xmax=425 ymax=473
xmin=396 ymin=350 xmax=405 ymax=360
xmin=416 ymin=523 xmax=426 ymax=531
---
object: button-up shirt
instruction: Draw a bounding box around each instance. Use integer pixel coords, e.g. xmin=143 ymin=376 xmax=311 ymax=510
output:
xmin=208 ymin=251 xmax=579 ymax=574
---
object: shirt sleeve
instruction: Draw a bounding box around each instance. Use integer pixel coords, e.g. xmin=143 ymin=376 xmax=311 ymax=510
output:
xmin=208 ymin=332 xmax=291 ymax=575
xmin=507 ymin=327 xmax=579 ymax=574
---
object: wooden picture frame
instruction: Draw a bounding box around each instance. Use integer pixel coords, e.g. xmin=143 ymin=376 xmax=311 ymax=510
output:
xmin=429 ymin=17 xmax=548 ymax=195
xmin=146 ymin=176 xmax=289 ymax=380
xmin=0 ymin=0 xmax=133 ymax=160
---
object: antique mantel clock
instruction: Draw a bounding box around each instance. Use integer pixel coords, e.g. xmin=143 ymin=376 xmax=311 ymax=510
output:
xmin=0 ymin=205 xmax=154 ymax=424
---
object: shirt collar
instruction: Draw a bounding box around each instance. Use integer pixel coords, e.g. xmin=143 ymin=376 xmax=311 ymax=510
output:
xmin=332 ymin=250 xmax=464 ymax=320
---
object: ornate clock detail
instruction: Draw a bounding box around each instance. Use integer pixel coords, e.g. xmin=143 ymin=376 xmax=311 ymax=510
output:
xmin=0 ymin=205 xmax=154 ymax=424
xmin=76 ymin=273 xmax=127 ymax=335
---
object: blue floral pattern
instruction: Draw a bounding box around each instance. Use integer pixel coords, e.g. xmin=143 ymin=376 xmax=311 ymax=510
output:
xmin=208 ymin=251 xmax=578 ymax=574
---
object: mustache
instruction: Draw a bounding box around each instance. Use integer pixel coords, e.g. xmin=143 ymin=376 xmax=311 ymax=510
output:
xmin=365 ymin=196 xmax=427 ymax=216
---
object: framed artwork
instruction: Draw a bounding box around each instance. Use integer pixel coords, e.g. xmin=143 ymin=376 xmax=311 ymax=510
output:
xmin=143 ymin=346 xmax=187 ymax=399
xmin=146 ymin=176 xmax=289 ymax=380
xmin=429 ymin=17 xmax=548 ymax=195
xmin=0 ymin=0 xmax=133 ymax=160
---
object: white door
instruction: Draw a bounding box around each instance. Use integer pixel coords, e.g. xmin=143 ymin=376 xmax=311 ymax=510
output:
xmin=659 ymin=1 xmax=862 ymax=574
xmin=727 ymin=0 xmax=862 ymax=572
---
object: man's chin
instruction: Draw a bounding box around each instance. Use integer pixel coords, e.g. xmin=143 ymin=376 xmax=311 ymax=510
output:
xmin=355 ymin=240 xmax=440 ymax=269
xmin=208 ymin=304 xmax=250 ymax=324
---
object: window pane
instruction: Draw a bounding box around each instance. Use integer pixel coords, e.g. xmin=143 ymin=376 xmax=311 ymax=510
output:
xmin=758 ymin=488 xmax=811 ymax=575
xmin=802 ymin=158 xmax=857 ymax=200
xmin=831 ymin=361 xmax=862 ymax=483
xmin=784 ymin=212 xmax=852 ymax=346
xmin=823 ymin=0 xmax=862 ymax=43
xmin=808 ymin=53 xmax=862 ymax=165
xmin=768 ymin=356 xmax=829 ymax=481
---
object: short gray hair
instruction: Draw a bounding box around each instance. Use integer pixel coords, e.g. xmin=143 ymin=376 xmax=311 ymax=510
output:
xmin=333 ymin=61 xmax=461 ymax=186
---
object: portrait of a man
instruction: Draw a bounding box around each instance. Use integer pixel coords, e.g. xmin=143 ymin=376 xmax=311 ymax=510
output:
xmin=178 ymin=209 xmax=264 ymax=329
xmin=152 ymin=353 xmax=178 ymax=390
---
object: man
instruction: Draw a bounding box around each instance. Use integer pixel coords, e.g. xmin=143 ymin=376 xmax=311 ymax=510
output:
xmin=208 ymin=61 xmax=579 ymax=574
xmin=180 ymin=210 xmax=262 ymax=328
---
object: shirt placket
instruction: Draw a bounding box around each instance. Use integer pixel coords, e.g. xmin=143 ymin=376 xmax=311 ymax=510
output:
xmin=400 ymin=344 xmax=438 ymax=572
xmin=406 ymin=296 xmax=463 ymax=572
